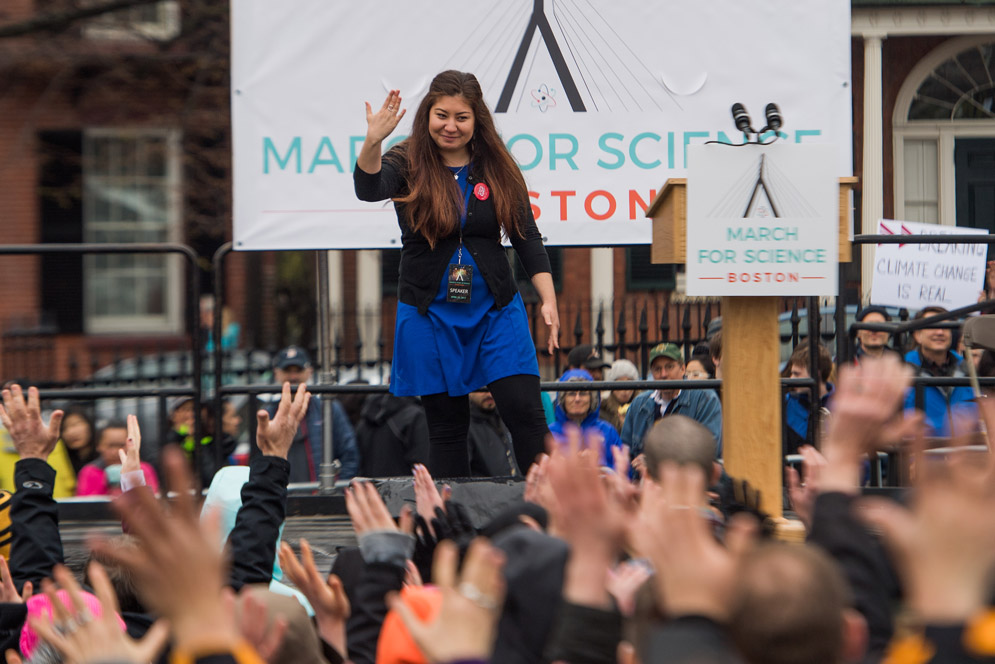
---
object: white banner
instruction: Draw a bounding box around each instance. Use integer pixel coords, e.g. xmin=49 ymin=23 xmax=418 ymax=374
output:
xmin=871 ymin=220 xmax=988 ymax=310
xmin=231 ymin=0 xmax=852 ymax=250
xmin=685 ymin=144 xmax=838 ymax=296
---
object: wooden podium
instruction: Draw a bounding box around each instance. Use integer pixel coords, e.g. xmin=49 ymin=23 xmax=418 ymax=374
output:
xmin=646 ymin=177 xmax=857 ymax=524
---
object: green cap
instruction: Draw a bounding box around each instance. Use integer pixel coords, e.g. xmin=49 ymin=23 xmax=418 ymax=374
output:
xmin=649 ymin=342 xmax=683 ymax=364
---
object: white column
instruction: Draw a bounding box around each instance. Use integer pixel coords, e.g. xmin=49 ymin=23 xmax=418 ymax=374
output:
xmin=861 ymin=34 xmax=885 ymax=303
xmin=590 ymin=247 xmax=614 ymax=347
xmin=356 ymin=250 xmax=381 ymax=363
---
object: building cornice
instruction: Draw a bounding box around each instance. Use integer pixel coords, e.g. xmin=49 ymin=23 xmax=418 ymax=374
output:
xmin=853 ymin=5 xmax=995 ymax=36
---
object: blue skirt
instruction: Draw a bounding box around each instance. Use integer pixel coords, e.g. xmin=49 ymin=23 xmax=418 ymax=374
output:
xmin=390 ymin=253 xmax=539 ymax=397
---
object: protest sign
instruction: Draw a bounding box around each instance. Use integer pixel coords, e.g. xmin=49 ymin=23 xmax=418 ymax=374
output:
xmin=870 ymin=220 xmax=988 ymax=310
xmin=685 ymin=143 xmax=838 ymax=297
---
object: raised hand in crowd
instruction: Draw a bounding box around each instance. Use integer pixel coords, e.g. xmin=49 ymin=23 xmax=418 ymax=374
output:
xmin=89 ymin=448 xmax=242 ymax=654
xmin=255 ymin=382 xmax=310 ymax=459
xmin=630 ymin=462 xmax=757 ymax=622
xmin=8 ymin=562 xmax=168 ymax=664
xmin=119 ymin=414 xmax=142 ymax=476
xmin=861 ymin=398 xmax=995 ymax=625
xmin=0 ymin=385 xmax=63 ymax=460
xmin=523 ymin=453 xmax=559 ymax=530
xmin=546 ymin=428 xmax=631 ymax=610
xmin=820 ymin=355 xmax=915 ymax=494
xmin=278 ymin=538 xmax=350 ymax=657
xmin=410 ymin=463 xmax=476 ymax=584
xmin=344 ymin=479 xmax=415 ymax=664
xmin=0 ymin=556 xmax=30 ymax=604
xmin=413 ymin=463 xmax=445 ymax=537
xmin=785 ymin=444 xmax=826 ymax=529
xmin=386 ymin=538 xmax=506 ymax=664
xmin=606 ymin=560 xmax=652 ymax=618
xmin=347 ymin=480 xmax=412 ymax=537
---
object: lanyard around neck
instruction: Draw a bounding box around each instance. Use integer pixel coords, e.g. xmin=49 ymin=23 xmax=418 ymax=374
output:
xmin=456 ymin=167 xmax=473 ymax=264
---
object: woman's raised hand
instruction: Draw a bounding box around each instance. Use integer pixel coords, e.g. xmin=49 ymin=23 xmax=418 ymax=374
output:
xmin=365 ymin=89 xmax=406 ymax=144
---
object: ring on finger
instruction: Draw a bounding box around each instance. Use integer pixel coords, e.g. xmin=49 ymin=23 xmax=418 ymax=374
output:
xmin=458 ymin=582 xmax=499 ymax=610
xmin=388 ymin=105 xmax=394 ymax=111
xmin=56 ymin=618 xmax=79 ymax=635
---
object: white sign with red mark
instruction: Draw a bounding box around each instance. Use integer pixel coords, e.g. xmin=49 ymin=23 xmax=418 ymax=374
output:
xmin=685 ymin=143 xmax=838 ymax=296
xmin=230 ymin=0 xmax=851 ymax=249
xmin=870 ymin=219 xmax=987 ymax=310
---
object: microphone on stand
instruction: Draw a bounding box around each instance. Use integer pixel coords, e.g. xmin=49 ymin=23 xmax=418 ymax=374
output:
xmin=731 ymin=103 xmax=756 ymax=136
xmin=762 ymin=103 xmax=782 ymax=133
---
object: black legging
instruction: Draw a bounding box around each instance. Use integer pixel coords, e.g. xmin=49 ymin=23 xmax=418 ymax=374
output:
xmin=421 ymin=373 xmax=549 ymax=477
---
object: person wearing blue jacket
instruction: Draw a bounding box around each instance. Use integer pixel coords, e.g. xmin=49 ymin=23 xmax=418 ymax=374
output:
xmin=622 ymin=343 xmax=723 ymax=459
xmin=258 ymin=346 xmax=361 ymax=481
xmin=548 ymin=369 xmax=623 ymax=469
xmin=903 ymin=307 xmax=977 ymax=437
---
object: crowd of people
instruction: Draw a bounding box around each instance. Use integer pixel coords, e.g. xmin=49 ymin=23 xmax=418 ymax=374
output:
xmin=0 ymin=339 xmax=991 ymax=663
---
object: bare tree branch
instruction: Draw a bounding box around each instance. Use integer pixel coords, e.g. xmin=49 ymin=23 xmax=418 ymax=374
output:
xmin=0 ymin=0 xmax=163 ymax=39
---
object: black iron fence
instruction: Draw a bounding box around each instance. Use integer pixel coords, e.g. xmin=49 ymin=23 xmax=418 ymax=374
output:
xmin=3 ymin=233 xmax=995 ymax=490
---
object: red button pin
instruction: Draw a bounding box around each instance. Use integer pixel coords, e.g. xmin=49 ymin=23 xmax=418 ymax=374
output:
xmin=474 ymin=182 xmax=490 ymax=201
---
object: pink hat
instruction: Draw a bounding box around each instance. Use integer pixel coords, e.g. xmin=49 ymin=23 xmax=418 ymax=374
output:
xmin=20 ymin=589 xmax=126 ymax=658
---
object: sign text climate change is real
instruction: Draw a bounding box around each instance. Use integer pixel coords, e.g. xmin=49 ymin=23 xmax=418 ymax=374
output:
xmin=872 ymin=220 xmax=988 ymax=309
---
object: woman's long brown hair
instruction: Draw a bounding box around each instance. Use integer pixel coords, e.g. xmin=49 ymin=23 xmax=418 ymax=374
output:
xmin=387 ymin=70 xmax=529 ymax=248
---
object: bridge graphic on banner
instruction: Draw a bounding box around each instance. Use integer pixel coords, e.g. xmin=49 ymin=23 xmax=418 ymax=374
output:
xmin=707 ymin=153 xmax=821 ymax=220
xmin=444 ymin=0 xmax=679 ymax=113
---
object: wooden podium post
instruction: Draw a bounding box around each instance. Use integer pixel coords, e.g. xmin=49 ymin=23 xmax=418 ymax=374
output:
xmin=646 ymin=178 xmax=856 ymax=524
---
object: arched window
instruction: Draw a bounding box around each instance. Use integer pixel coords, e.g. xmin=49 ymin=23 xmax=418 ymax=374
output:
xmin=908 ymin=43 xmax=995 ymax=120
xmin=894 ymin=37 xmax=995 ymax=229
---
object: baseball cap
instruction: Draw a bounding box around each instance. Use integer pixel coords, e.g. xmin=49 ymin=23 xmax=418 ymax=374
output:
xmin=273 ymin=345 xmax=312 ymax=370
xmin=583 ymin=354 xmax=611 ymax=371
xmin=649 ymin=343 xmax=683 ymax=364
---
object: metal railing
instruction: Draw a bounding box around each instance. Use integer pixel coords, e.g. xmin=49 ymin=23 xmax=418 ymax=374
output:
xmin=3 ymin=231 xmax=995 ymax=494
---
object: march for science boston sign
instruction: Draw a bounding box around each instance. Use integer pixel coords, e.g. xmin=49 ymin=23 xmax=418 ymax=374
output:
xmin=870 ymin=220 xmax=988 ymax=311
xmin=230 ymin=0 xmax=851 ymax=250
xmin=685 ymin=144 xmax=838 ymax=297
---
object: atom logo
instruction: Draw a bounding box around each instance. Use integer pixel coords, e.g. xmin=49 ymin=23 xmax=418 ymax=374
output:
xmin=531 ymin=84 xmax=557 ymax=112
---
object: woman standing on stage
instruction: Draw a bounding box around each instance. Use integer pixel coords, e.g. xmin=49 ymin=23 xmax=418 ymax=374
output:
xmin=354 ymin=70 xmax=559 ymax=477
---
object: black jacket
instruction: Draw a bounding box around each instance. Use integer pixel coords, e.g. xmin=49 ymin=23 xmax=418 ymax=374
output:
xmin=4 ymin=459 xmax=65 ymax=658
xmin=354 ymin=151 xmax=551 ymax=315
xmin=492 ymin=525 xmax=569 ymax=664
xmin=468 ymin=401 xmax=520 ymax=477
xmin=226 ymin=455 xmax=290 ymax=590
xmin=10 ymin=459 xmax=63 ymax=592
xmin=807 ymin=491 xmax=900 ymax=663
xmin=345 ymin=560 xmax=406 ymax=664
xmin=356 ymin=394 xmax=430 ymax=477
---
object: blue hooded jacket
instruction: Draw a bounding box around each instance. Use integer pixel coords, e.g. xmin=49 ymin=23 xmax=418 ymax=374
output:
xmin=548 ymin=369 xmax=624 ymax=468
xmin=903 ymin=349 xmax=977 ymax=437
